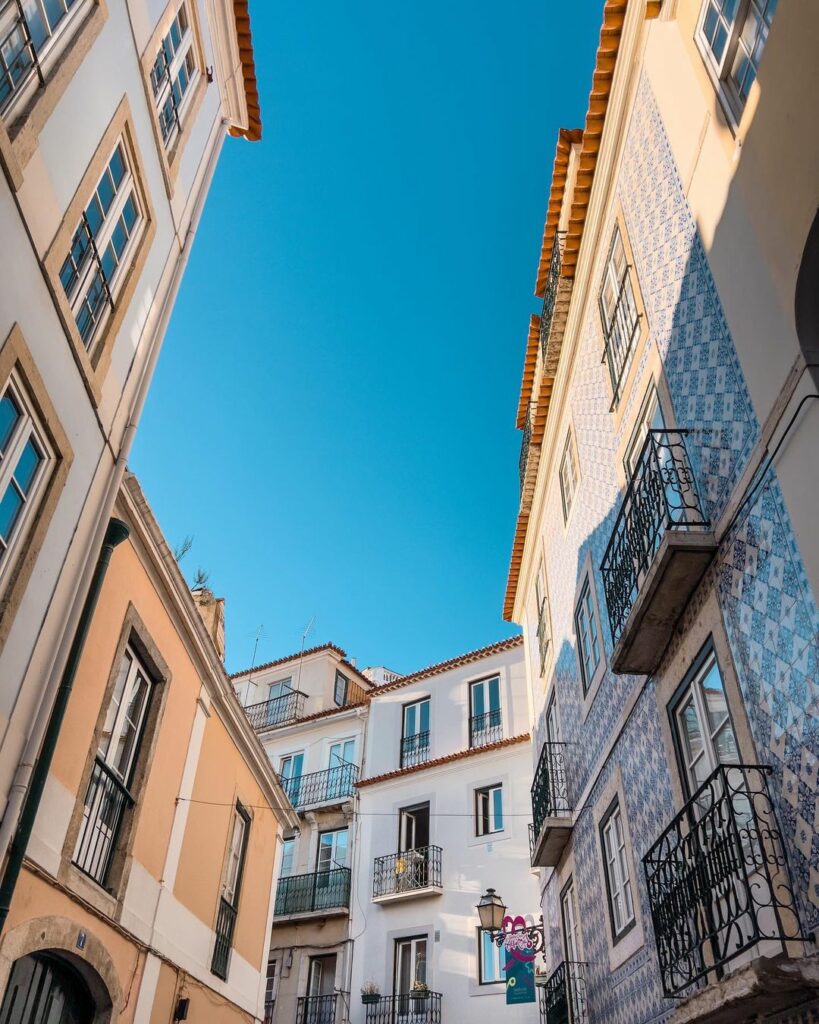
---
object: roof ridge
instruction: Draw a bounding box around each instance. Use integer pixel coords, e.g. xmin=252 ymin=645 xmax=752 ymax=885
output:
xmin=370 ymin=635 xmax=523 ymax=694
xmin=230 ymin=642 xmax=347 ymax=679
xmin=357 ymin=733 xmax=531 ymax=787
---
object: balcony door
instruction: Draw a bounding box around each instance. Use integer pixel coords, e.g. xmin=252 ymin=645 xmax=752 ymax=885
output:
xmin=280 ymin=751 xmax=304 ymax=806
xmin=327 ymin=738 xmax=355 ymax=800
xmin=402 ymin=699 xmax=430 ymax=767
xmin=394 ymin=935 xmax=427 ymax=1015
xmin=559 ymin=881 xmax=585 ymax=1022
xmin=304 ymin=955 xmax=336 ymax=1024
xmin=470 ymin=676 xmax=501 ymax=745
xmin=397 ymin=803 xmax=430 ymax=891
xmin=545 ymin=694 xmax=569 ymax=813
xmin=315 ymin=828 xmax=347 ymax=910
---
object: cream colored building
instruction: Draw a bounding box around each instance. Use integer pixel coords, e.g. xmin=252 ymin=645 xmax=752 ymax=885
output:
xmin=506 ymin=1 xmax=819 ymax=1022
xmin=0 ymin=0 xmax=262 ymax=871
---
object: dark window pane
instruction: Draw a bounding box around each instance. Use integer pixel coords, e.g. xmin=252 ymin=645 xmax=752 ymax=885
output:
xmin=0 ymin=394 xmax=20 ymax=453
xmin=122 ymin=196 xmax=137 ymax=231
xmin=97 ymin=171 xmax=115 ymax=215
xmin=109 ymin=146 xmax=126 ymax=187
xmin=14 ymin=439 xmax=42 ymax=494
xmin=85 ymin=197 xmax=103 ymax=237
xmin=0 ymin=483 xmax=23 ymax=541
xmin=111 ymin=221 xmax=127 ymax=258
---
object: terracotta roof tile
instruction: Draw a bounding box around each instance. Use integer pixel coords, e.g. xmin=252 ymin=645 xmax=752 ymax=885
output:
xmin=230 ymin=643 xmax=347 ymax=679
xmin=369 ymin=636 xmax=523 ymax=695
xmin=228 ymin=0 xmax=262 ymax=142
xmin=357 ymin=734 xmax=530 ymax=788
xmin=534 ymin=128 xmax=583 ymax=297
xmin=516 ymin=315 xmax=543 ymax=430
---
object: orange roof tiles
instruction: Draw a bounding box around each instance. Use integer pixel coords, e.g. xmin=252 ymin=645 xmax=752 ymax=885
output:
xmin=228 ymin=0 xmax=262 ymax=142
xmin=535 ymin=128 xmax=583 ymax=297
xmin=356 ymin=733 xmax=531 ymax=788
xmin=370 ymin=636 xmax=523 ymax=695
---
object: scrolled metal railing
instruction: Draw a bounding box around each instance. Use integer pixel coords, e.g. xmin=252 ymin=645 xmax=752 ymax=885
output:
xmin=282 ymin=762 xmax=359 ymax=808
xmin=296 ymin=993 xmax=346 ymax=1024
xmin=400 ymin=731 xmax=430 ymax=769
xmin=73 ymin=757 xmax=134 ymax=886
xmin=519 ymin=409 xmax=532 ymax=495
xmin=211 ymin=896 xmax=237 ymax=979
xmin=539 ymin=231 xmax=566 ymax=360
xmin=600 ymin=429 xmax=708 ymax=646
xmin=531 ymin=741 xmax=570 ymax=838
xmin=528 ymin=823 xmax=536 ymax=866
xmin=274 ymin=867 xmax=351 ymax=916
xmin=643 ymin=763 xmax=804 ymax=997
xmin=469 ymin=709 xmax=502 ymax=748
xmin=539 ymin=961 xmax=588 ymax=1024
xmin=244 ymin=689 xmax=307 ymax=731
xmin=372 ymin=845 xmax=442 ymax=899
xmin=364 ymin=992 xmax=442 ymax=1023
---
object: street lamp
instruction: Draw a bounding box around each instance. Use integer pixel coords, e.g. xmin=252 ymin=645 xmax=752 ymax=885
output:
xmin=477 ymin=888 xmax=547 ymax=963
xmin=476 ymin=888 xmax=507 ymax=932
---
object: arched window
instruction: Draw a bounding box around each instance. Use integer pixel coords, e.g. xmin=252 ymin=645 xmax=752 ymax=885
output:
xmin=796 ymin=209 xmax=819 ymax=389
xmin=0 ymin=953 xmax=93 ymax=1024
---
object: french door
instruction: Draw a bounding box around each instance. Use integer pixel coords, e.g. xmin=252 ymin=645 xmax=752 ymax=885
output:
xmin=560 ymin=882 xmax=585 ymax=1021
xmin=394 ymin=936 xmax=428 ymax=1017
xmin=470 ymin=676 xmax=501 ymax=744
xmin=280 ymin=751 xmax=304 ymax=805
xmin=327 ymin=738 xmax=355 ymax=799
xmin=397 ymin=804 xmax=430 ymax=890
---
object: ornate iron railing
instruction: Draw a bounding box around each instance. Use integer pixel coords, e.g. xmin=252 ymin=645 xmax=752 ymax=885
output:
xmin=364 ymin=992 xmax=442 ymax=1023
xmin=372 ymin=845 xmax=442 ymax=899
xmin=600 ymin=429 xmax=708 ymax=646
xmin=601 ymin=264 xmax=640 ymax=409
xmin=73 ymin=757 xmax=134 ymax=887
xmin=469 ymin=709 xmax=502 ymax=748
xmin=296 ymin=993 xmax=346 ymax=1024
xmin=539 ymin=961 xmax=588 ymax=1024
xmin=531 ymin=742 xmax=570 ymax=837
xmin=644 ymin=763 xmax=804 ymax=997
xmin=211 ymin=896 xmax=237 ymax=979
xmin=244 ymin=689 xmax=307 ymax=731
xmin=400 ymin=731 xmax=430 ymax=769
xmin=528 ymin=823 xmax=536 ymax=866
xmin=274 ymin=868 xmax=351 ymax=916
xmin=539 ymin=231 xmax=566 ymax=359
xmin=283 ymin=763 xmax=359 ymax=808
xmin=519 ymin=409 xmax=532 ymax=495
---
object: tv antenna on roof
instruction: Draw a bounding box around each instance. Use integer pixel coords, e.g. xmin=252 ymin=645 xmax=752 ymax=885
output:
xmin=296 ymin=616 xmax=315 ymax=691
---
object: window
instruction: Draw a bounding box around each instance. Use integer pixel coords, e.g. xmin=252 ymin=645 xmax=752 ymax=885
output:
xmin=623 ymin=381 xmax=665 ymax=479
xmin=0 ymin=376 xmax=49 ymax=577
xmin=600 ymin=801 xmax=635 ymax=941
xmin=73 ymin=644 xmax=153 ymax=885
xmin=401 ymin=698 xmax=430 ymax=768
xmin=58 ymin=141 xmax=143 ymax=351
xmin=0 ymin=0 xmax=85 ymax=117
xmin=395 ymin=936 xmax=427 ymax=996
xmin=575 ymin=577 xmax=601 ymax=694
xmin=279 ymin=751 xmax=304 ymax=805
xmin=150 ymin=2 xmax=198 ymax=148
xmin=469 ymin=676 xmax=501 ymax=746
xmin=559 ymin=430 xmax=578 ymax=522
xmin=697 ymin=0 xmax=777 ymax=120
xmin=268 ymin=676 xmax=292 ymax=700
xmin=599 ymin=225 xmax=640 ymax=407
xmin=212 ymin=802 xmax=250 ymax=978
xmin=560 ymin=880 xmax=581 ymax=962
xmin=478 ymin=928 xmax=506 ymax=985
xmin=264 ymin=958 xmax=277 ymax=1024
xmin=475 ymin=784 xmax=503 ymax=836
xmin=317 ymin=828 xmax=348 ymax=872
xmin=334 ymin=670 xmax=349 ymax=706
xmin=279 ymin=836 xmax=295 ymax=878
xmin=534 ymin=560 xmax=551 ymax=674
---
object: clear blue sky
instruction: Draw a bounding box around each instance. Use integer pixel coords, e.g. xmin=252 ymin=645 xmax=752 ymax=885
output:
xmin=131 ymin=1 xmax=601 ymax=676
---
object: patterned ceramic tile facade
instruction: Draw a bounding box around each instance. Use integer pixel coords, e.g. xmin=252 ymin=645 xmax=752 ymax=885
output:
xmin=532 ymin=72 xmax=819 ymax=1023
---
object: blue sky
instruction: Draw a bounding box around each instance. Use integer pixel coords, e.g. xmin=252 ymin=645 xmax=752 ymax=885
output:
xmin=131 ymin=1 xmax=601 ymax=676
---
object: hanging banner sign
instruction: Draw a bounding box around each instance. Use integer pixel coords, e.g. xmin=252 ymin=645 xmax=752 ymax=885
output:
xmin=502 ymin=915 xmax=537 ymax=1005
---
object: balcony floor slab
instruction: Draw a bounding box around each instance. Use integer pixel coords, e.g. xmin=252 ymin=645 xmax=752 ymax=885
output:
xmin=531 ymin=816 xmax=573 ymax=868
xmin=372 ymin=885 xmax=443 ymax=906
xmin=272 ymin=906 xmax=350 ymax=925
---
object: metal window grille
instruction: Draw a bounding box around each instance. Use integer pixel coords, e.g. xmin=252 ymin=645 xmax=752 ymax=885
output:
xmin=538 ymin=961 xmax=588 ymax=1024
xmin=73 ymin=757 xmax=134 ymax=887
xmin=210 ymin=896 xmax=237 ymax=979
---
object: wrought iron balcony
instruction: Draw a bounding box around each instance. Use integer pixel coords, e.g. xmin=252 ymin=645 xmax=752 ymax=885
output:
xmin=244 ymin=689 xmax=307 ymax=731
xmin=644 ymin=763 xmax=804 ymax=999
xmin=600 ymin=429 xmax=715 ymax=674
xmin=296 ymin=993 xmax=346 ymax=1024
xmin=364 ymin=992 xmax=442 ymax=1023
xmin=282 ymin=763 xmax=358 ymax=809
xmin=538 ymin=962 xmax=588 ymax=1024
xmin=530 ymin=741 xmax=571 ymax=867
xmin=518 ymin=409 xmax=532 ymax=496
xmin=469 ymin=710 xmax=502 ymax=748
xmin=528 ymin=822 xmax=536 ymax=866
xmin=539 ymin=231 xmax=567 ymax=365
xmin=274 ymin=867 xmax=351 ymax=917
xmin=400 ymin=731 xmax=430 ymax=769
xmin=73 ymin=757 xmax=134 ymax=887
xmin=211 ymin=896 xmax=237 ymax=979
xmin=372 ymin=846 xmax=443 ymax=902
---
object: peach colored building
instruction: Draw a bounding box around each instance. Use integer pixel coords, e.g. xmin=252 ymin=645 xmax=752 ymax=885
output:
xmin=0 ymin=473 xmax=297 ymax=1024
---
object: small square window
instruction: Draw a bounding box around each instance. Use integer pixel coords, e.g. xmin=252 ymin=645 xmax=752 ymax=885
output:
xmin=475 ymin=784 xmax=503 ymax=836
xmin=575 ymin=577 xmax=601 ymax=695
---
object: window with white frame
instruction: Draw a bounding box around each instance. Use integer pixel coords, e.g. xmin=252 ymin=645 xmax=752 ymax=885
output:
xmin=599 ymin=225 xmax=640 ymax=407
xmin=0 ymin=376 xmax=49 ymax=576
xmin=478 ymin=928 xmax=506 ymax=984
xmin=279 ymin=836 xmax=295 ymax=878
xmin=333 ymin=670 xmax=348 ymax=706
xmin=575 ymin=576 xmax=601 ymax=695
xmin=535 ymin=559 xmax=551 ymax=674
xmin=150 ymin=2 xmax=198 ymax=147
xmin=59 ymin=141 xmax=143 ymax=351
xmin=222 ymin=803 xmax=249 ymax=907
xmin=696 ymin=0 xmax=777 ymax=121
xmin=623 ymin=381 xmax=665 ymax=479
xmin=600 ymin=801 xmax=635 ymax=941
xmin=559 ymin=430 xmax=578 ymax=522
xmin=475 ymin=784 xmax=503 ymax=836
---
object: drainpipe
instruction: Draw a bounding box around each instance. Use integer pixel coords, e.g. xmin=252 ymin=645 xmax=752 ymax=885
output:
xmin=0 ymin=517 xmax=130 ymax=936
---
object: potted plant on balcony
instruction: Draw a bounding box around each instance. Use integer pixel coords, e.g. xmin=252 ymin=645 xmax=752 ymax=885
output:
xmin=361 ymin=982 xmax=381 ymax=1005
xmin=410 ymin=980 xmax=430 ymax=1009
xmin=534 ymin=966 xmax=549 ymax=988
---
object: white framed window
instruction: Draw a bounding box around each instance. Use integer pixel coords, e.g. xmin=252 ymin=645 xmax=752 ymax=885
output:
xmin=222 ymin=803 xmax=249 ymax=906
xmin=475 ymin=784 xmax=503 ymax=836
xmin=333 ymin=670 xmax=348 ymax=706
xmin=558 ymin=430 xmax=579 ymax=522
xmin=59 ymin=140 xmax=143 ymax=351
xmin=97 ymin=645 xmax=152 ymax=782
xmin=534 ymin=559 xmax=551 ymax=674
xmin=623 ymin=381 xmax=665 ymax=478
xmin=478 ymin=928 xmax=506 ymax=985
xmin=599 ymin=225 xmax=640 ymax=407
xmin=469 ymin=676 xmax=501 ymax=746
xmin=0 ymin=375 xmax=50 ymax=578
xmin=574 ymin=576 xmax=601 ymax=695
xmin=268 ymin=676 xmax=293 ymax=700
xmin=150 ymin=1 xmax=198 ymax=148
xmin=696 ymin=0 xmax=777 ymax=122
xmin=316 ymin=828 xmax=348 ymax=871
xmin=600 ymin=802 xmax=635 ymax=940
xmin=279 ymin=836 xmax=295 ymax=878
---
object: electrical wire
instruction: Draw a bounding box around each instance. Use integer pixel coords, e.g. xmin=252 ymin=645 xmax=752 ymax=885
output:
xmin=176 ymin=797 xmax=535 ymax=817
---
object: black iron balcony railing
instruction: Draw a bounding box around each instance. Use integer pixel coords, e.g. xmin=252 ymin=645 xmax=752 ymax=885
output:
xmin=73 ymin=757 xmax=134 ymax=886
xmin=601 ymin=264 xmax=640 ymax=409
xmin=211 ymin=896 xmax=237 ymax=979
xmin=244 ymin=689 xmax=307 ymax=731
xmin=519 ymin=409 xmax=532 ymax=495
xmin=274 ymin=868 xmax=351 ymax=916
xmin=539 ymin=962 xmax=588 ymax=1024
xmin=373 ymin=845 xmax=442 ymax=899
xmin=539 ymin=231 xmax=566 ymax=359
xmin=296 ymin=993 xmax=346 ymax=1024
xmin=364 ymin=992 xmax=442 ymax=1023
xmin=644 ymin=763 xmax=804 ymax=998
xmin=469 ymin=709 xmax=502 ymax=748
xmin=263 ymin=1001 xmax=274 ymax=1024
xmin=283 ymin=763 xmax=359 ymax=809
xmin=531 ymin=741 xmax=570 ymax=837
xmin=600 ymin=429 xmax=709 ymax=647
xmin=400 ymin=731 xmax=430 ymax=769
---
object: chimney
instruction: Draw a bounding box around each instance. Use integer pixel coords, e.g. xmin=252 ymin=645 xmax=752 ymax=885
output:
xmin=191 ymin=588 xmax=225 ymax=661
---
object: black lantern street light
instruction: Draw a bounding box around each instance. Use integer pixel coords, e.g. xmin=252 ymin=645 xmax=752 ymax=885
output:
xmin=476 ymin=887 xmax=548 ymax=963
xmin=476 ymin=888 xmax=507 ymax=932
